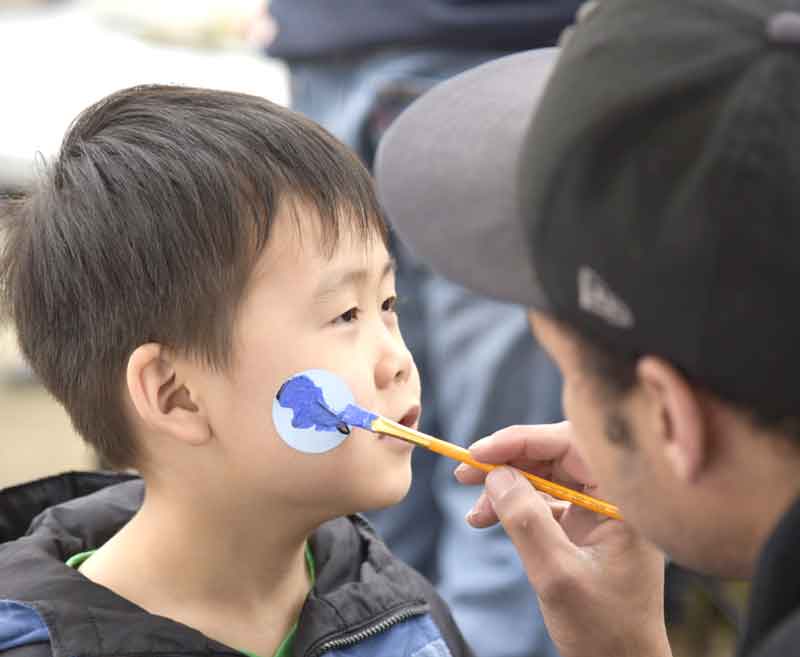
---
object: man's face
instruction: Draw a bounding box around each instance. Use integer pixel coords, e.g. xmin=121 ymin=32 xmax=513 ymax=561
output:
xmin=529 ymin=311 xmax=722 ymax=573
xmin=196 ymin=210 xmax=421 ymax=522
xmin=528 ymin=313 xmax=643 ymax=508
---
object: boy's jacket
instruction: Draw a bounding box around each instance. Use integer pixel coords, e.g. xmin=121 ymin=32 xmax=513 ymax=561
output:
xmin=0 ymin=472 xmax=473 ymax=657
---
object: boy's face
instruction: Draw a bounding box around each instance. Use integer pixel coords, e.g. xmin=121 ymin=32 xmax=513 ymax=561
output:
xmin=196 ymin=208 xmax=421 ymax=520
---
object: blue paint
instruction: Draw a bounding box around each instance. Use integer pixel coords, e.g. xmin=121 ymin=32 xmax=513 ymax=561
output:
xmin=338 ymin=403 xmax=378 ymax=431
xmin=272 ymin=369 xmax=360 ymax=454
xmin=277 ymin=374 xmax=377 ymax=433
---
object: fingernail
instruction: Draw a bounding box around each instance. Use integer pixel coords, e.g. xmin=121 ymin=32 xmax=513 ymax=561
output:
xmin=454 ymin=463 xmax=470 ymax=477
xmin=471 ymin=435 xmax=494 ymax=451
xmin=486 ymin=467 xmax=517 ymax=498
xmin=465 ymin=493 xmax=491 ymax=522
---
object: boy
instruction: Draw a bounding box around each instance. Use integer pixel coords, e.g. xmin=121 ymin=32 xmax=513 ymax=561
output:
xmin=0 ymin=86 xmax=472 ymax=657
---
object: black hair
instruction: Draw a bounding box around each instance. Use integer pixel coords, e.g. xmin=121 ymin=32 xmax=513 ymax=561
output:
xmin=575 ymin=327 xmax=800 ymax=446
xmin=0 ymin=85 xmax=388 ymax=468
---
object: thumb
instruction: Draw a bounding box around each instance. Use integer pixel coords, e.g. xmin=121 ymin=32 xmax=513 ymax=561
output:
xmin=486 ymin=467 xmax=577 ymax=595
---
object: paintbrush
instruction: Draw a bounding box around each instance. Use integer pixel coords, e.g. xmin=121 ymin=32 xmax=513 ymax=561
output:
xmin=275 ymin=370 xmax=622 ymax=521
xmin=368 ymin=415 xmax=623 ymax=521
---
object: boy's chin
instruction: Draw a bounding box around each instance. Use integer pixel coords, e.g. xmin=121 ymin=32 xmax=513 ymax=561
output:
xmin=356 ymin=470 xmax=413 ymax=513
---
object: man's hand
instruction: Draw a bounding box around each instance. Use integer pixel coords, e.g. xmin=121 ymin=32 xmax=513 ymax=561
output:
xmin=455 ymin=422 xmax=672 ymax=657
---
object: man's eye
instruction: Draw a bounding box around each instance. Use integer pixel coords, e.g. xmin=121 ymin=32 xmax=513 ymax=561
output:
xmin=335 ymin=307 xmax=360 ymax=324
xmin=382 ymin=296 xmax=398 ymax=313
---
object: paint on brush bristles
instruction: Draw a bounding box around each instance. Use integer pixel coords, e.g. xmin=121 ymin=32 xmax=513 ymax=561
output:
xmin=272 ymin=369 xmax=378 ymax=454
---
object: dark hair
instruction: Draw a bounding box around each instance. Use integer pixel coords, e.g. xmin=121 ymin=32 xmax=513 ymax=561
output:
xmin=0 ymin=85 xmax=388 ymax=468
xmin=576 ymin=335 xmax=638 ymax=401
xmin=574 ymin=327 xmax=800 ymax=445
xmin=570 ymin=331 xmax=638 ymax=448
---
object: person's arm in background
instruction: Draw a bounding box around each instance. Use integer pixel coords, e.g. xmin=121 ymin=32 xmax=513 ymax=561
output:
xmin=457 ymin=423 xmax=673 ymax=657
xmin=422 ymin=275 xmax=565 ymax=657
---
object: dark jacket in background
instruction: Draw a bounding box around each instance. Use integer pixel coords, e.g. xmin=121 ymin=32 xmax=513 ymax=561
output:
xmin=266 ymin=0 xmax=582 ymax=59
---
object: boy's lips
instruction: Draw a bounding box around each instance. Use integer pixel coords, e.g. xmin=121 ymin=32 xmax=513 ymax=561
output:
xmin=376 ymin=404 xmax=421 ymax=444
xmin=398 ymin=405 xmax=421 ymax=429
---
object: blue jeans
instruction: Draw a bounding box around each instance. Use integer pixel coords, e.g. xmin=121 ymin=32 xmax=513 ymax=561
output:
xmin=288 ymin=49 xmax=563 ymax=657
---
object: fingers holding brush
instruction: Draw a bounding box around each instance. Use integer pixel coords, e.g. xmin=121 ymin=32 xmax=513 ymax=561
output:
xmin=456 ymin=420 xmax=622 ymax=521
xmin=455 ymin=422 xmax=593 ymax=490
xmin=466 ymin=487 xmax=569 ymax=529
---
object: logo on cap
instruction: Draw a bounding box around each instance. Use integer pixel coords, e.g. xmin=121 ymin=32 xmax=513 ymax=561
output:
xmin=577 ymin=266 xmax=634 ymax=328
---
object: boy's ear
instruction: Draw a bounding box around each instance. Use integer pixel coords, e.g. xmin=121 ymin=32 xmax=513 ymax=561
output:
xmin=637 ymin=356 xmax=710 ymax=483
xmin=126 ymin=343 xmax=211 ymax=446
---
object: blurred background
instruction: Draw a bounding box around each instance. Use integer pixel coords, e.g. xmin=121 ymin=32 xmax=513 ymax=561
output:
xmin=0 ymin=0 xmax=287 ymax=486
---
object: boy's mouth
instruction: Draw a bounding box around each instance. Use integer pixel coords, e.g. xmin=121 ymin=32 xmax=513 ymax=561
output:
xmin=398 ymin=405 xmax=421 ymax=429
xmin=377 ymin=405 xmax=421 ymax=441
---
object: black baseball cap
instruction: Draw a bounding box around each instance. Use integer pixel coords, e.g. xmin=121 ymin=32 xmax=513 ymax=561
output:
xmin=375 ymin=0 xmax=800 ymax=419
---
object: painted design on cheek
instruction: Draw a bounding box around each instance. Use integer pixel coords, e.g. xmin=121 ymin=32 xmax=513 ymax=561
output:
xmin=272 ymin=369 xmax=377 ymax=454
xmin=338 ymin=404 xmax=378 ymax=432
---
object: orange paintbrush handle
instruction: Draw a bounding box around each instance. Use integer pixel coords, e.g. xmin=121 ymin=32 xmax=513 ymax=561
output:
xmin=370 ymin=415 xmax=622 ymax=521
xmin=425 ymin=436 xmax=622 ymax=520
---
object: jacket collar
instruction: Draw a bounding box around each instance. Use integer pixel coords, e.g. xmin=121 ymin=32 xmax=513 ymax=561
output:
xmin=738 ymin=494 xmax=800 ymax=656
xmin=0 ymin=473 xmax=428 ymax=657
xmin=0 ymin=471 xmax=139 ymax=544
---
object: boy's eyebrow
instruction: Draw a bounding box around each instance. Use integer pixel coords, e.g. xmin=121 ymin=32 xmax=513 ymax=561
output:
xmin=313 ymin=258 xmax=397 ymax=302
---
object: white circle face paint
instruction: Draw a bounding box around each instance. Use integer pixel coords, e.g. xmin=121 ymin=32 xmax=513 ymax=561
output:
xmin=272 ymin=369 xmax=356 ymax=454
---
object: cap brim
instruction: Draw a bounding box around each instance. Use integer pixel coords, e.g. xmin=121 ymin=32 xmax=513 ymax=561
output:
xmin=375 ymin=48 xmax=558 ymax=309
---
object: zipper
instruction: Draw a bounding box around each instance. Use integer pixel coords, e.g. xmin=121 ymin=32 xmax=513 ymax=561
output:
xmin=306 ymin=602 xmax=429 ymax=657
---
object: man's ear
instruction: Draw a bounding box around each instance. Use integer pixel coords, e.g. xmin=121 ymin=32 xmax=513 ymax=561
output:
xmin=637 ymin=356 xmax=708 ymax=483
xmin=126 ymin=343 xmax=211 ymax=446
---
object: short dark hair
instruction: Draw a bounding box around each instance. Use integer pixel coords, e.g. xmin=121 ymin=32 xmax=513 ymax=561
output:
xmin=575 ymin=335 xmax=638 ymax=402
xmin=0 ymin=85 xmax=388 ymax=469
xmin=574 ymin=326 xmax=800 ymax=446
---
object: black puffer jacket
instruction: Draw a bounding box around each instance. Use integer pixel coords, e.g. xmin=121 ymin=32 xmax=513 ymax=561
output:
xmin=0 ymin=472 xmax=473 ymax=657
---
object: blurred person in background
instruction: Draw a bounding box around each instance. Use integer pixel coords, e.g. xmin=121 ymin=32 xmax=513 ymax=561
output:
xmin=376 ymin=1 xmax=800 ymax=655
xmin=252 ymin=3 xmax=582 ymax=656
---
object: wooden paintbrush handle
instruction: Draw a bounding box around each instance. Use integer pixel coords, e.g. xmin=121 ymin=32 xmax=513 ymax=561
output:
xmin=426 ymin=436 xmax=623 ymax=521
xmin=369 ymin=416 xmax=622 ymax=521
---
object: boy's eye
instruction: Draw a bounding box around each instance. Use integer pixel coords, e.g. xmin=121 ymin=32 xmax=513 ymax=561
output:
xmin=334 ymin=307 xmax=360 ymax=324
xmin=382 ymin=296 xmax=398 ymax=313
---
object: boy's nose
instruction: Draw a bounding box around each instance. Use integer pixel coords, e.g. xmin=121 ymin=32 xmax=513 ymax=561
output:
xmin=374 ymin=338 xmax=413 ymax=390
